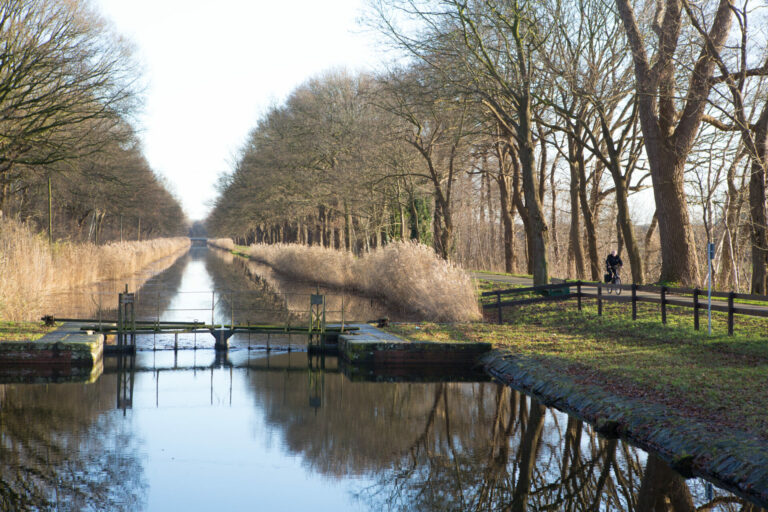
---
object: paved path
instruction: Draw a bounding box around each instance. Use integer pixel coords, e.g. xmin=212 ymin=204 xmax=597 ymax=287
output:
xmin=471 ymin=272 xmax=768 ymax=317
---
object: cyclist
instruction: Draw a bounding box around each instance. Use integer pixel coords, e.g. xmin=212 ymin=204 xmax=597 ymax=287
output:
xmin=605 ymin=250 xmax=623 ymax=283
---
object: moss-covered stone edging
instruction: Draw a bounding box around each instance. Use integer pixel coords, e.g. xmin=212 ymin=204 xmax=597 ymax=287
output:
xmin=0 ymin=322 xmax=103 ymax=368
xmin=481 ymin=350 xmax=768 ymax=508
xmin=338 ymin=324 xmax=492 ymax=366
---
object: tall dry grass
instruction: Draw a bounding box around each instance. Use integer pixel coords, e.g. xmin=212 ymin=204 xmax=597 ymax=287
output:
xmin=207 ymin=238 xmax=234 ymax=251
xmin=0 ymin=218 xmax=190 ymax=320
xmin=246 ymin=241 xmax=480 ymax=322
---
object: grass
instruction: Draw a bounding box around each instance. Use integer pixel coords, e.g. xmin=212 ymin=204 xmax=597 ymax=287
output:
xmin=0 ymin=218 xmax=190 ymax=321
xmin=0 ymin=321 xmax=58 ymax=341
xmin=213 ymin=240 xmax=481 ymax=322
xmin=385 ymin=299 xmax=768 ymax=437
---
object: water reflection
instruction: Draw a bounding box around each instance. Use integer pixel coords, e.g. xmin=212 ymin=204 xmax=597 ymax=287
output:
xmin=0 ymin=377 xmax=146 ymax=510
xmin=0 ymin=352 xmax=763 ymax=511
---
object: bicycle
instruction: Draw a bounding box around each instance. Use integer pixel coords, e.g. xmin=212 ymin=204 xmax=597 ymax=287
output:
xmin=606 ymin=267 xmax=622 ymax=295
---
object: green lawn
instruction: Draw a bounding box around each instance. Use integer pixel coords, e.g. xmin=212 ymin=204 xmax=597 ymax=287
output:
xmin=0 ymin=321 xmax=58 ymax=342
xmin=386 ymin=299 xmax=768 ymax=437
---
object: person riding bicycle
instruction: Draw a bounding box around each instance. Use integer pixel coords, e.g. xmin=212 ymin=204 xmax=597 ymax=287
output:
xmin=605 ymin=250 xmax=623 ymax=282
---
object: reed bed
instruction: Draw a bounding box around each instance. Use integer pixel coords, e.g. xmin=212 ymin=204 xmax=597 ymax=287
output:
xmin=242 ymin=241 xmax=480 ymax=322
xmin=207 ymin=238 xmax=234 ymax=251
xmin=0 ymin=219 xmax=190 ymax=321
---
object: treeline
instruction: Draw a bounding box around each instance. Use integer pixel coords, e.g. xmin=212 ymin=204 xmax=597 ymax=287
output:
xmin=0 ymin=0 xmax=186 ymax=242
xmin=208 ymin=0 xmax=768 ymax=291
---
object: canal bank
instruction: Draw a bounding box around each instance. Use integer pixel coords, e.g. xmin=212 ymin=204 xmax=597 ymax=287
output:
xmin=482 ymin=351 xmax=768 ymax=508
xmin=385 ymin=308 xmax=768 ymax=509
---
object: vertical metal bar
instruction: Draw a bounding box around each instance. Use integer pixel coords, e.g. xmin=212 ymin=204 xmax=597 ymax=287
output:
xmin=631 ymin=284 xmax=637 ymax=320
xmin=211 ymin=291 xmax=215 ymax=327
xmin=693 ymin=288 xmax=700 ymax=330
xmin=117 ymin=292 xmax=123 ymax=348
xmin=661 ymin=286 xmax=667 ymax=324
xmin=597 ymin=284 xmax=602 ymax=316
xmin=728 ymin=292 xmax=735 ymax=335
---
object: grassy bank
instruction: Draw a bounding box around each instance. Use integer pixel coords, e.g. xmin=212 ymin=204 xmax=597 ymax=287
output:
xmin=0 ymin=219 xmax=190 ymax=321
xmin=209 ymin=240 xmax=481 ymax=322
xmin=0 ymin=321 xmax=58 ymax=342
xmin=387 ymin=300 xmax=768 ymax=437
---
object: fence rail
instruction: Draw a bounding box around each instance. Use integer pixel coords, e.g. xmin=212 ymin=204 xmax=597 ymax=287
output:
xmin=481 ymin=281 xmax=768 ymax=335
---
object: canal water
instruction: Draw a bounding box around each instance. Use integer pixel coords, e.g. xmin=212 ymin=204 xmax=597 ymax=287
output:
xmin=2 ymin=246 xmax=764 ymax=511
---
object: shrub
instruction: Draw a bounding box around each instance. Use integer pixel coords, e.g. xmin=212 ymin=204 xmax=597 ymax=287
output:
xmin=244 ymin=241 xmax=480 ymax=322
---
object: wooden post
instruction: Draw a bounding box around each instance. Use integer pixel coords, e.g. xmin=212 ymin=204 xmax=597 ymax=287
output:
xmin=597 ymin=284 xmax=602 ymax=316
xmin=577 ymin=281 xmax=582 ymax=311
xmin=631 ymin=284 xmax=637 ymax=320
xmin=693 ymin=288 xmax=700 ymax=330
xmin=661 ymin=286 xmax=667 ymax=324
xmin=496 ymin=291 xmax=502 ymax=324
xmin=728 ymin=292 xmax=735 ymax=335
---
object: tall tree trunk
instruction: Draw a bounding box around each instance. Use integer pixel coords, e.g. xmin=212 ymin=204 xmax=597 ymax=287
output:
xmin=517 ymin=102 xmax=550 ymax=285
xmin=567 ymin=138 xmax=585 ymax=279
xmin=614 ymin=0 xmax=733 ymax=285
xmin=717 ymin=160 xmax=744 ymax=290
xmin=511 ymin=150 xmax=534 ymax=275
xmin=614 ymin=176 xmax=645 ymax=283
xmin=497 ymin=174 xmax=516 ymax=273
xmin=575 ymin=136 xmax=600 ymax=280
xmin=749 ymin=114 xmax=768 ymax=293
xmin=550 ymin=157 xmax=559 ymax=264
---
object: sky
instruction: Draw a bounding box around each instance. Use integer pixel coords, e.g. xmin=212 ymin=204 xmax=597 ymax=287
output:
xmin=94 ymin=0 xmax=385 ymax=221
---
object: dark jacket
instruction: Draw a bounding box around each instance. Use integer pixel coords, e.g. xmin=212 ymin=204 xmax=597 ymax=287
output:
xmin=606 ymin=253 xmax=623 ymax=270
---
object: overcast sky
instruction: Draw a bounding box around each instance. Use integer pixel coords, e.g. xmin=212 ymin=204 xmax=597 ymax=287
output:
xmin=94 ymin=0 xmax=383 ymax=221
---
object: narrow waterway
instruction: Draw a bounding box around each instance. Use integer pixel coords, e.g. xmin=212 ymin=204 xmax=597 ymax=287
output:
xmin=1 ymin=246 xmax=764 ymax=511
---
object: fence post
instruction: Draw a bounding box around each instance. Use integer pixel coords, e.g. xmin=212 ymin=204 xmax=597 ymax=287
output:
xmin=496 ymin=291 xmax=502 ymax=325
xmin=693 ymin=288 xmax=700 ymax=330
xmin=661 ymin=286 xmax=667 ymax=324
xmin=577 ymin=281 xmax=582 ymax=311
xmin=728 ymin=292 xmax=735 ymax=335
xmin=631 ymin=284 xmax=637 ymax=320
xmin=597 ymin=284 xmax=602 ymax=316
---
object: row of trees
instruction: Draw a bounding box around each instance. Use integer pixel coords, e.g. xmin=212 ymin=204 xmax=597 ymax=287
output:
xmin=207 ymin=0 xmax=768 ymax=291
xmin=0 ymin=0 xmax=186 ymax=242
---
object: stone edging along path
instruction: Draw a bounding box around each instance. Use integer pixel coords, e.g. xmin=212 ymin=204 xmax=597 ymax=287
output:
xmin=481 ymin=350 xmax=768 ymax=508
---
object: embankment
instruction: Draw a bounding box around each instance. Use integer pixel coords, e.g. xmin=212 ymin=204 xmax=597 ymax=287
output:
xmin=0 ymin=219 xmax=190 ymax=320
xmin=207 ymin=239 xmax=480 ymax=322
xmin=482 ymin=353 xmax=768 ymax=508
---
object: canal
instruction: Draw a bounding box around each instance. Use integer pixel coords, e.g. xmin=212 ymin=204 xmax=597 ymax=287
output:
xmin=1 ymin=246 xmax=764 ymax=511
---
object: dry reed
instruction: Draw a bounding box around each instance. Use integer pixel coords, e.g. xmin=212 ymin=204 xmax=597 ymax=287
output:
xmin=245 ymin=241 xmax=480 ymax=322
xmin=0 ymin=218 xmax=190 ymax=321
xmin=207 ymin=238 xmax=234 ymax=251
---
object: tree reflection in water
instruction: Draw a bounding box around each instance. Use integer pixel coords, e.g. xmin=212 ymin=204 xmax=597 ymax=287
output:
xmin=246 ymin=360 xmax=765 ymax=512
xmin=363 ymin=385 xmax=764 ymax=512
xmin=0 ymin=380 xmax=146 ymax=511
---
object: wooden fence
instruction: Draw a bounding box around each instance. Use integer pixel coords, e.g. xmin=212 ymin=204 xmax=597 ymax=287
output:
xmin=481 ymin=281 xmax=768 ymax=335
